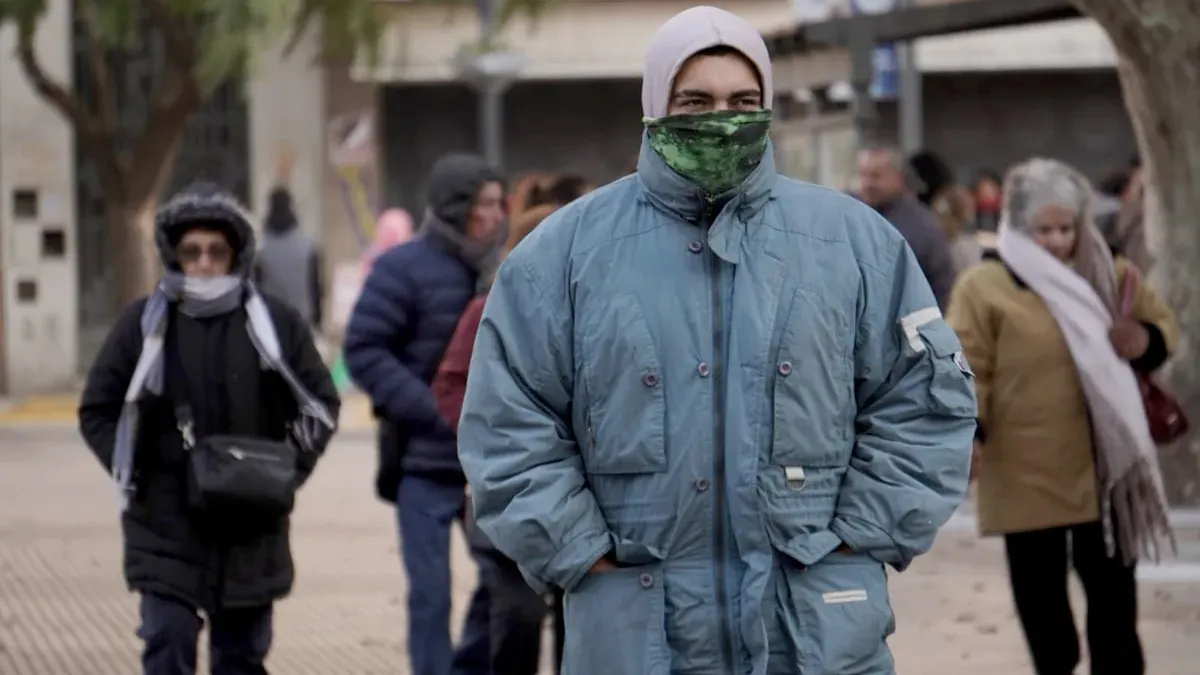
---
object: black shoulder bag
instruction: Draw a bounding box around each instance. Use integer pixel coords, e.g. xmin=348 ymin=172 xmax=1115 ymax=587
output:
xmin=168 ymin=340 xmax=299 ymax=521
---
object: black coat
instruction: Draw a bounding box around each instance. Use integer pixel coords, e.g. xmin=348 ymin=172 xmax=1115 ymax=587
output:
xmin=78 ymin=294 xmax=340 ymax=611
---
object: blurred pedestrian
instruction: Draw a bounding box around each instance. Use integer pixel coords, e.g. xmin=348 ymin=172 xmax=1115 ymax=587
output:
xmin=343 ymin=153 xmax=507 ymax=675
xmin=857 ymin=143 xmax=958 ymax=308
xmin=947 ymin=158 xmax=1177 ymax=675
xmin=508 ymin=172 xmax=554 ymax=218
xmin=1111 ymin=194 xmax=1152 ymax=273
xmin=909 ymin=149 xmax=955 ymax=206
xmin=971 ymin=169 xmax=1003 ymax=233
xmin=362 ymin=208 xmax=415 ymax=276
xmin=434 ymin=203 xmax=558 ymax=675
xmin=78 ymin=182 xmax=340 ymax=675
xmin=457 ymin=7 xmax=976 ymax=675
xmin=544 ymin=173 xmax=592 ymax=205
xmin=930 ymin=184 xmax=983 ymax=274
xmin=255 ymin=186 xmax=323 ymax=330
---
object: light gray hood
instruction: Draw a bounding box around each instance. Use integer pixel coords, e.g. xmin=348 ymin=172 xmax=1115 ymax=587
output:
xmin=641 ymin=6 xmax=774 ymax=118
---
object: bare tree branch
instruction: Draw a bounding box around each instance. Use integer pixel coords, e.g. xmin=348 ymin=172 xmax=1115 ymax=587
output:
xmin=13 ymin=17 xmax=125 ymax=194
xmin=14 ymin=19 xmax=92 ymax=134
xmin=76 ymin=0 xmax=118 ymax=137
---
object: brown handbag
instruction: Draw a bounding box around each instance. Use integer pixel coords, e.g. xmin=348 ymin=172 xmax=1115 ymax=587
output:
xmin=1119 ymin=267 xmax=1189 ymax=444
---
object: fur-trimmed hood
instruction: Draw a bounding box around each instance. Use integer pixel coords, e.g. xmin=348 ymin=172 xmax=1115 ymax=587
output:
xmin=154 ymin=182 xmax=257 ymax=276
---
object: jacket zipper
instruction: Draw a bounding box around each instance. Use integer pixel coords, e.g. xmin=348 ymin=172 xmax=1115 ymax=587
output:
xmin=225 ymin=447 xmax=283 ymax=462
xmin=705 ymin=197 xmax=736 ymax=673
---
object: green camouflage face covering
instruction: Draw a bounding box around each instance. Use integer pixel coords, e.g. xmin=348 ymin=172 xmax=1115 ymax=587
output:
xmin=644 ymin=109 xmax=772 ymax=195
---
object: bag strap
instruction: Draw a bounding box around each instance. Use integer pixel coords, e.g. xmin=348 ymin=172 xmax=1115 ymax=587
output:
xmin=1118 ymin=265 xmax=1139 ymax=320
xmin=165 ymin=318 xmax=197 ymax=451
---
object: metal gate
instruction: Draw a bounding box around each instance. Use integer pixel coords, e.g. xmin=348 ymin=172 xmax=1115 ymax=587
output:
xmin=72 ymin=2 xmax=249 ymax=367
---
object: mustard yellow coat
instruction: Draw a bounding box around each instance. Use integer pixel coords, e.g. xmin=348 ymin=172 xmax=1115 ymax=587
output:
xmin=946 ymin=256 xmax=1179 ymax=535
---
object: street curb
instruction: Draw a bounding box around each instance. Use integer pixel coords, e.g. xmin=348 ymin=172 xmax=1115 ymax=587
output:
xmin=0 ymin=393 xmax=80 ymax=425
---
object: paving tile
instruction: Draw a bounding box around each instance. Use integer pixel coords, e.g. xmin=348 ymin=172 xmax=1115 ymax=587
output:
xmin=2 ymin=427 xmax=1197 ymax=674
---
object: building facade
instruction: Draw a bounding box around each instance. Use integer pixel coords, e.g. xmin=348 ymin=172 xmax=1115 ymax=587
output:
xmin=0 ymin=0 xmax=326 ymax=396
xmin=0 ymin=0 xmax=1136 ymax=394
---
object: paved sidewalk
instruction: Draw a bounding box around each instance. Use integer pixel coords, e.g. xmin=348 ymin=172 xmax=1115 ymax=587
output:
xmin=1 ymin=425 xmax=1198 ymax=674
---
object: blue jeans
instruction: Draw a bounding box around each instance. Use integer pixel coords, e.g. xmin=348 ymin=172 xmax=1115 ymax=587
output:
xmin=397 ymin=474 xmax=490 ymax=675
xmin=138 ymin=593 xmax=272 ymax=675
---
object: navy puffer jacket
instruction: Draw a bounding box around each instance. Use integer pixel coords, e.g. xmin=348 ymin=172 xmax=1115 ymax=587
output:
xmin=344 ymin=153 xmax=499 ymax=496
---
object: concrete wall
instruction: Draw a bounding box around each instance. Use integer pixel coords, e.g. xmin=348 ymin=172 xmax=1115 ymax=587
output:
xmin=360 ymin=0 xmax=797 ymax=83
xmin=0 ymin=0 xmax=79 ymax=395
xmin=247 ymin=26 xmax=325 ymax=238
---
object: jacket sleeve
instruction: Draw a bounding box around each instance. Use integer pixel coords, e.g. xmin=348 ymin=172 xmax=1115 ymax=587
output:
xmin=945 ymin=269 xmax=997 ymax=440
xmin=1122 ymin=258 xmax=1179 ymax=374
xmin=919 ymin=215 xmax=958 ymax=311
xmin=343 ymin=257 xmax=442 ymax=433
xmin=433 ymin=295 xmax=487 ymax=434
xmin=834 ymin=237 xmax=978 ymax=571
xmin=77 ymin=299 xmax=147 ymax=472
xmin=457 ymin=257 xmax=612 ymax=593
xmin=275 ymin=300 xmax=341 ymax=485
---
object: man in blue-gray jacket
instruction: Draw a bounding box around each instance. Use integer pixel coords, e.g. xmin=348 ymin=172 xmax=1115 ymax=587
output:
xmin=457 ymin=7 xmax=976 ymax=675
xmin=344 ymin=153 xmax=506 ymax=675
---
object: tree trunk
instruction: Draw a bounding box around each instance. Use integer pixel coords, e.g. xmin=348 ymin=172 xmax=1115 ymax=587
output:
xmin=102 ymin=95 xmax=191 ymax=308
xmin=1121 ymin=55 xmax=1200 ymax=507
xmin=1072 ymin=2 xmax=1200 ymax=505
xmin=107 ymin=195 xmax=162 ymax=305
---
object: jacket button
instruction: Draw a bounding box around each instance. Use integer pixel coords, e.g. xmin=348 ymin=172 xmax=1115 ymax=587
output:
xmin=778 ymin=361 xmax=793 ymax=376
xmin=697 ymin=362 xmax=710 ymax=377
xmin=687 ymin=240 xmax=704 ymax=253
xmin=642 ymin=372 xmax=659 ymax=387
xmin=695 ymin=478 xmax=710 ymax=492
xmin=639 ymin=573 xmax=654 ymax=588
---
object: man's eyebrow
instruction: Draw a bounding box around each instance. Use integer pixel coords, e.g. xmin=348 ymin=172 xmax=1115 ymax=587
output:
xmin=672 ymin=88 xmax=763 ymax=100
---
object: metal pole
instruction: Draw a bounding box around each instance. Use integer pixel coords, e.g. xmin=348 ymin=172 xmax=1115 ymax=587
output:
xmin=475 ymin=0 xmax=505 ymax=169
xmin=479 ymin=82 xmax=505 ymax=169
xmin=849 ymin=28 xmax=878 ymax=149
xmin=896 ymin=0 xmax=923 ymax=153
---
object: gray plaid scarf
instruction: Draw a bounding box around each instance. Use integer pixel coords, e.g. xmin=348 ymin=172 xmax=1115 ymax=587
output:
xmin=109 ymin=272 xmax=335 ymax=511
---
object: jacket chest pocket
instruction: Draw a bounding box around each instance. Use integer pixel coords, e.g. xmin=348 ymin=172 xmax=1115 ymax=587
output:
xmin=770 ymin=287 xmax=854 ymax=467
xmin=578 ymin=293 xmax=667 ymax=475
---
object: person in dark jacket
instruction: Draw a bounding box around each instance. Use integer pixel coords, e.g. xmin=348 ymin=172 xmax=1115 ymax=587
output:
xmin=434 ymin=203 xmax=557 ymax=675
xmin=909 ymin=149 xmax=955 ymax=206
xmin=857 ymin=143 xmax=958 ymax=308
xmin=77 ymin=182 xmax=340 ymax=675
xmin=343 ymin=152 xmax=506 ymax=675
xmin=254 ymin=187 xmax=323 ymax=330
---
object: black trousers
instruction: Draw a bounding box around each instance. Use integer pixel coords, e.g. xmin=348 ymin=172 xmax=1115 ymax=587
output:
xmin=478 ymin=553 xmax=549 ymax=675
xmin=138 ymin=593 xmax=272 ymax=675
xmin=552 ymin=589 xmax=565 ymax=675
xmin=1004 ymin=520 xmax=1144 ymax=675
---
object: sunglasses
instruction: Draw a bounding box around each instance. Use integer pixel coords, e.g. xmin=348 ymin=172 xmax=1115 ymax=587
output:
xmin=177 ymin=243 xmax=232 ymax=264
